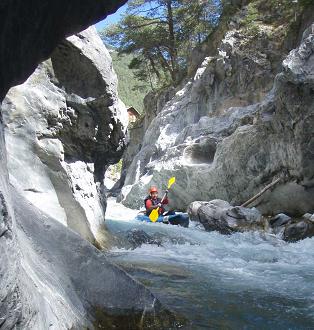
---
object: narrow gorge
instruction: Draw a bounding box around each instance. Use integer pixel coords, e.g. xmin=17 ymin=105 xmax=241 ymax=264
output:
xmin=0 ymin=1 xmax=177 ymax=329
xmin=1 ymin=0 xmax=314 ymax=329
xmin=119 ymin=0 xmax=314 ymax=240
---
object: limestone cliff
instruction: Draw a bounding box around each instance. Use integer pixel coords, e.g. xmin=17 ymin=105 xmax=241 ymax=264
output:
xmin=2 ymin=27 xmax=127 ymax=245
xmin=0 ymin=1 xmax=178 ymax=329
xmin=120 ymin=1 xmax=314 ymax=217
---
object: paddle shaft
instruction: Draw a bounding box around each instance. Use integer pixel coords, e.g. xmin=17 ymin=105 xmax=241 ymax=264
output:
xmin=160 ymin=192 xmax=168 ymax=204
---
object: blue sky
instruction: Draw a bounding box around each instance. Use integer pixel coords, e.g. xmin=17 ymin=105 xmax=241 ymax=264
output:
xmin=94 ymin=3 xmax=128 ymax=31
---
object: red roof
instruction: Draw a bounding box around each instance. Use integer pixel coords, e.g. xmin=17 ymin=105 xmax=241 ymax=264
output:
xmin=127 ymin=106 xmax=140 ymax=117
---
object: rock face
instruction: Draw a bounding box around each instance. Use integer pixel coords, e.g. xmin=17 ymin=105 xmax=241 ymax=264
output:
xmin=13 ymin=187 xmax=177 ymax=329
xmin=2 ymin=27 xmax=127 ymax=245
xmin=188 ymin=199 xmax=264 ymax=234
xmin=0 ymin=1 xmax=180 ymax=329
xmin=119 ymin=0 xmax=314 ymax=199
xmin=114 ymin=87 xmax=177 ymax=195
xmin=120 ymin=15 xmax=314 ymax=217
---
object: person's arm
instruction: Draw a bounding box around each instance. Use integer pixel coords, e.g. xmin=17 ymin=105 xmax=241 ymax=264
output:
xmin=162 ymin=190 xmax=169 ymax=205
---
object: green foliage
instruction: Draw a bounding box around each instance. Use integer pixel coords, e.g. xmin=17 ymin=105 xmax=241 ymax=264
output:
xmin=241 ymin=2 xmax=261 ymax=37
xmin=299 ymin=0 xmax=313 ymax=7
xmin=116 ymin=159 xmax=123 ymax=174
xmin=107 ymin=159 xmax=123 ymax=181
xmin=240 ymin=0 xmax=304 ymax=38
xmin=101 ymin=0 xmax=221 ymax=88
xmin=110 ymin=50 xmax=151 ymax=113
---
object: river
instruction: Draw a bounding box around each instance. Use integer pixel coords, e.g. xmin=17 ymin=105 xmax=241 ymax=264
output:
xmin=104 ymin=198 xmax=314 ymax=329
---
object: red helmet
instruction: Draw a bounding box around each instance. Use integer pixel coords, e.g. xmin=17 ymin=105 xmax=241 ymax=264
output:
xmin=149 ymin=186 xmax=158 ymax=194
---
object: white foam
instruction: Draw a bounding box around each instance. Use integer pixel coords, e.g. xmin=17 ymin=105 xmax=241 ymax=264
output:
xmin=106 ymin=199 xmax=314 ymax=305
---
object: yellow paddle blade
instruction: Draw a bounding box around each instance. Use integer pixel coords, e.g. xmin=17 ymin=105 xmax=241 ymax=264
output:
xmin=168 ymin=177 xmax=176 ymax=189
xmin=149 ymin=208 xmax=159 ymax=222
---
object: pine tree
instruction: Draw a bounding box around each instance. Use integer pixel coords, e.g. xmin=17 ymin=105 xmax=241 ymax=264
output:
xmin=102 ymin=0 xmax=221 ymax=88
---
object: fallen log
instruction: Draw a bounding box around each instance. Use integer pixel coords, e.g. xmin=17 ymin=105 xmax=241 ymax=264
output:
xmin=241 ymin=177 xmax=281 ymax=208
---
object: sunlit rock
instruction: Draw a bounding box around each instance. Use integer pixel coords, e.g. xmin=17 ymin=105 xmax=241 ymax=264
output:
xmin=2 ymin=27 xmax=127 ymax=244
xmin=121 ymin=23 xmax=314 ymax=217
xmin=12 ymin=187 xmax=177 ymax=329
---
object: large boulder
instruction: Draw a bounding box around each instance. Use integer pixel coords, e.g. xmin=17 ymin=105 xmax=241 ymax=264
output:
xmin=120 ymin=21 xmax=314 ymax=217
xmin=188 ymin=199 xmax=264 ymax=234
xmin=0 ymin=22 xmax=179 ymax=327
xmin=12 ymin=187 xmax=178 ymax=329
xmin=283 ymin=219 xmax=314 ymax=243
xmin=2 ymin=27 xmax=127 ymax=245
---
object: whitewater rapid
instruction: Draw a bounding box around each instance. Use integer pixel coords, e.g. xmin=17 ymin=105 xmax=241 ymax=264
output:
xmin=105 ymin=198 xmax=314 ymax=329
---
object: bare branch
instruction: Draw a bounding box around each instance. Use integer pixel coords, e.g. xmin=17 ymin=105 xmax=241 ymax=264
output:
xmin=130 ymin=4 xmax=164 ymax=15
xmin=241 ymin=177 xmax=281 ymax=208
xmin=127 ymin=20 xmax=167 ymax=29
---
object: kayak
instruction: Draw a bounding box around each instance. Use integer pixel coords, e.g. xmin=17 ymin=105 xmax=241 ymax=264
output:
xmin=134 ymin=212 xmax=189 ymax=228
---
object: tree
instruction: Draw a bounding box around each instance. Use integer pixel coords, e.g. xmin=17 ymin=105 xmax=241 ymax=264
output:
xmin=102 ymin=0 xmax=221 ymax=88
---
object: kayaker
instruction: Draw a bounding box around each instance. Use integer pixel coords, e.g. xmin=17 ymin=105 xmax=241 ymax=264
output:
xmin=140 ymin=184 xmax=189 ymax=228
xmin=145 ymin=186 xmax=169 ymax=216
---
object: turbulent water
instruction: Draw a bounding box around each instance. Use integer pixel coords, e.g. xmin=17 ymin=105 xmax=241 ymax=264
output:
xmin=105 ymin=199 xmax=314 ymax=329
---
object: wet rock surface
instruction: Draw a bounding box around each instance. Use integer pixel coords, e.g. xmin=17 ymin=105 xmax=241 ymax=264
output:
xmin=269 ymin=213 xmax=292 ymax=228
xmin=13 ymin=187 xmax=178 ymax=329
xmin=283 ymin=219 xmax=314 ymax=243
xmin=269 ymin=213 xmax=292 ymax=235
xmin=189 ymin=199 xmax=314 ymax=243
xmin=125 ymin=229 xmax=162 ymax=249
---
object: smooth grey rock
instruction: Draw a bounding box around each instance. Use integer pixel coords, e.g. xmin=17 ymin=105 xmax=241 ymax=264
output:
xmin=2 ymin=27 xmax=127 ymax=245
xmin=188 ymin=200 xmax=263 ymax=234
xmin=0 ymin=122 xmax=22 ymax=328
xmin=269 ymin=213 xmax=292 ymax=228
xmin=13 ymin=187 xmax=177 ymax=329
xmin=0 ymin=1 xmax=125 ymax=329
